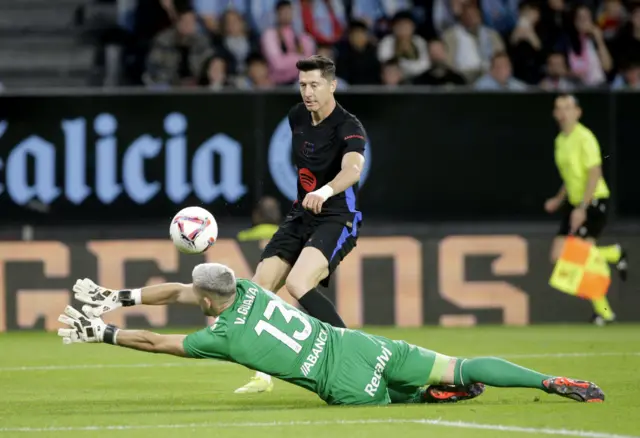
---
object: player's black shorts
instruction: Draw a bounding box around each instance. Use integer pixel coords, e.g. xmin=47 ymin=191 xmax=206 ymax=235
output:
xmin=557 ymin=199 xmax=608 ymax=239
xmin=260 ymin=213 xmax=360 ymax=287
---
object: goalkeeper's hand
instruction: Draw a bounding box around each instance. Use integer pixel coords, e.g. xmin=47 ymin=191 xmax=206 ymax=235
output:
xmin=57 ymin=306 xmax=108 ymax=344
xmin=73 ymin=278 xmax=132 ymax=317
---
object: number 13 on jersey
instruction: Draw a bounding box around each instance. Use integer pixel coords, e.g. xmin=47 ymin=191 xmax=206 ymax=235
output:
xmin=255 ymin=299 xmax=313 ymax=354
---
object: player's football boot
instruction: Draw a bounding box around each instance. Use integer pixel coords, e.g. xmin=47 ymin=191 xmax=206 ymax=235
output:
xmin=234 ymin=376 xmax=274 ymax=394
xmin=542 ymin=377 xmax=605 ymax=402
xmin=591 ymin=313 xmax=616 ymax=326
xmin=422 ymin=383 xmax=485 ymax=404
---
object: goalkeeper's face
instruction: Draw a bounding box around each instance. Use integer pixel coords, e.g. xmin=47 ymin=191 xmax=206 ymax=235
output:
xmin=194 ymin=289 xmax=217 ymax=317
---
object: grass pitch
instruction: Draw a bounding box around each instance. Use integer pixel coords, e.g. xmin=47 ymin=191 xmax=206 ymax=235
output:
xmin=1 ymin=325 xmax=639 ymax=438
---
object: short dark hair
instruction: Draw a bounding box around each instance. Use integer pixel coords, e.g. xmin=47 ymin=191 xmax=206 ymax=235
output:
xmin=275 ymin=0 xmax=291 ymax=11
xmin=382 ymin=58 xmax=400 ymax=68
xmin=557 ymin=93 xmax=581 ymax=108
xmin=391 ymin=10 xmax=415 ymax=25
xmin=296 ymin=55 xmax=336 ymax=80
xmin=519 ymin=1 xmax=539 ymax=12
xmin=491 ymin=51 xmax=510 ymax=66
xmin=349 ymin=19 xmax=369 ymax=32
xmin=246 ymin=53 xmax=267 ymax=66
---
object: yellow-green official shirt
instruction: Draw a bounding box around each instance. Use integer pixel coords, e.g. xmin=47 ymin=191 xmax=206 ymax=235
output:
xmin=554 ymin=123 xmax=610 ymax=206
xmin=237 ymin=224 xmax=278 ymax=242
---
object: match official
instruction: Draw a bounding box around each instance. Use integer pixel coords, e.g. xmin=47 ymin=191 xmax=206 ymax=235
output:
xmin=545 ymin=94 xmax=628 ymax=325
xmin=236 ymin=196 xmax=281 ymax=242
xmin=238 ymin=55 xmax=367 ymax=393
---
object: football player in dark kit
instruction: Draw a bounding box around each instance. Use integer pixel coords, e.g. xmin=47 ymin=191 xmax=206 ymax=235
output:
xmin=236 ymin=55 xmax=367 ymax=394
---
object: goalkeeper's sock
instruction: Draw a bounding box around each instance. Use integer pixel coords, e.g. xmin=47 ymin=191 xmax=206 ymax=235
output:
xmin=598 ymin=245 xmax=621 ymax=264
xmin=591 ymin=297 xmax=615 ymax=321
xmin=455 ymin=357 xmax=551 ymax=390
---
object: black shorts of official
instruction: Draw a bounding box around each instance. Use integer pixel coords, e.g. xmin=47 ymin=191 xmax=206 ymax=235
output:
xmin=260 ymin=213 xmax=361 ymax=288
xmin=557 ymin=199 xmax=609 ymax=239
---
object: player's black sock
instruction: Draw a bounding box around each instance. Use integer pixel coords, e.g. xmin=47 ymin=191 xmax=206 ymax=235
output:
xmin=298 ymin=288 xmax=346 ymax=328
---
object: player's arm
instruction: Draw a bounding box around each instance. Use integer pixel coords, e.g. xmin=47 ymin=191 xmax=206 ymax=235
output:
xmin=114 ymin=331 xmax=188 ymax=357
xmin=140 ymin=283 xmax=197 ymax=305
xmin=554 ymin=185 xmax=566 ymax=200
xmin=58 ymin=306 xmax=223 ymax=361
xmin=326 ymin=152 xmax=365 ymax=196
xmin=57 ymin=305 xmax=189 ymax=356
xmin=303 ymin=120 xmax=366 ymax=214
xmin=581 ymin=166 xmax=602 ymax=207
xmin=73 ymin=279 xmax=198 ymax=318
xmin=579 ymin=134 xmax=604 ymax=207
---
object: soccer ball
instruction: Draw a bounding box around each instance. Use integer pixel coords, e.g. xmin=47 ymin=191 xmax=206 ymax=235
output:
xmin=170 ymin=206 xmax=218 ymax=254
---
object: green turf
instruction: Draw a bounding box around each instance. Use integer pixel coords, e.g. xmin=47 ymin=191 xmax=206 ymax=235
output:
xmin=1 ymin=325 xmax=639 ymax=438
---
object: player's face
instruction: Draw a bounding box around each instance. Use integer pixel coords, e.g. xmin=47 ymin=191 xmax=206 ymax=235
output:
xmin=299 ymin=70 xmax=336 ymax=112
xmin=553 ymin=97 xmax=581 ymax=126
xmin=194 ymin=288 xmax=216 ymax=316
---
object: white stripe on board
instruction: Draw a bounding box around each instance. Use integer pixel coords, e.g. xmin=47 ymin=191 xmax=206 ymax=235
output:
xmin=0 ymin=418 xmax=636 ymax=438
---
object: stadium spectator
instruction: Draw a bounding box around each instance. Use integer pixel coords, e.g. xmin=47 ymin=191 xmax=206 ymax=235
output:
xmin=250 ymin=0 xmax=304 ymax=34
xmin=611 ymin=61 xmax=640 ymax=89
xmin=144 ymin=8 xmax=213 ymax=87
xmin=538 ymin=0 xmax=571 ymax=53
xmin=597 ymin=0 xmax=628 ymax=41
xmin=261 ymin=0 xmax=315 ymax=85
xmin=539 ymin=52 xmax=580 ymax=91
xmin=300 ymin=0 xmax=347 ymax=45
xmin=413 ymin=40 xmax=466 ymax=86
xmin=480 ymin=0 xmax=520 ymax=36
xmin=442 ymin=3 xmax=505 ymax=82
xmin=564 ymin=5 xmax=612 ymax=87
xmin=378 ymin=11 xmax=431 ymax=81
xmin=509 ymin=2 xmax=544 ymax=84
xmin=192 ymin=0 xmax=248 ymax=36
xmin=237 ymin=55 xmax=276 ymax=89
xmin=214 ymin=10 xmax=260 ymax=75
xmin=198 ymin=54 xmax=235 ymax=90
xmin=315 ymin=44 xmax=349 ymax=89
xmin=611 ymin=2 xmax=640 ymax=67
xmin=350 ymin=0 xmax=412 ymax=36
xmin=123 ymin=0 xmax=189 ymax=85
xmin=430 ymin=0 xmax=467 ymax=36
xmin=336 ymin=20 xmax=381 ymax=85
xmin=380 ymin=58 xmax=407 ymax=87
xmin=474 ymin=51 xmax=527 ymax=90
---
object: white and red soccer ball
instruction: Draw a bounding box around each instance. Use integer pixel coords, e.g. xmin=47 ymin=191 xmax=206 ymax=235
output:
xmin=170 ymin=206 xmax=218 ymax=254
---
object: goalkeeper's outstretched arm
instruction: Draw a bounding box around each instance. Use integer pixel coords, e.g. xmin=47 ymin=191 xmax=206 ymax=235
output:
xmin=73 ymin=279 xmax=199 ymax=317
xmin=138 ymin=283 xmax=198 ymax=305
xmin=113 ymin=330 xmax=188 ymax=357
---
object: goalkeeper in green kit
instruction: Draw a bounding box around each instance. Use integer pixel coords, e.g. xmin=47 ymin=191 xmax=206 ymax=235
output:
xmin=60 ymin=263 xmax=605 ymax=405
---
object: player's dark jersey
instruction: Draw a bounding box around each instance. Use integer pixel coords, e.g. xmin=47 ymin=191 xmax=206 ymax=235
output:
xmin=288 ymin=102 xmax=367 ymax=223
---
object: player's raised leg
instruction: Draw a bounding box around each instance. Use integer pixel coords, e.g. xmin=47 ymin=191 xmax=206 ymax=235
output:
xmin=286 ymin=246 xmax=346 ymax=328
xmin=453 ymin=356 xmax=605 ymax=402
xmin=385 ymin=341 xmax=604 ymax=404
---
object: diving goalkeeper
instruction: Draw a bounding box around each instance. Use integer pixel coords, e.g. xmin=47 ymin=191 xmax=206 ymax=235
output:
xmin=61 ymin=263 xmax=605 ymax=405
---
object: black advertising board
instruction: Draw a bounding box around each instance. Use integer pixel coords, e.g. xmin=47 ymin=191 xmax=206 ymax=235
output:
xmin=0 ymin=90 xmax=634 ymax=224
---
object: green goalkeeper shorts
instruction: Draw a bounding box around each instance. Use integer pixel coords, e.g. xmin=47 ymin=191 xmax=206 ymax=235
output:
xmin=323 ymin=329 xmax=453 ymax=406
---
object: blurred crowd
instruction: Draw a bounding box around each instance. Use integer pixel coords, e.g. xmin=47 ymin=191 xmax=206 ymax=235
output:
xmin=113 ymin=0 xmax=640 ymax=90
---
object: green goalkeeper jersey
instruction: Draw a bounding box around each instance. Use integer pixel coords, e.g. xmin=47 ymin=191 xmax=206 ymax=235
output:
xmin=182 ymin=279 xmax=343 ymax=400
